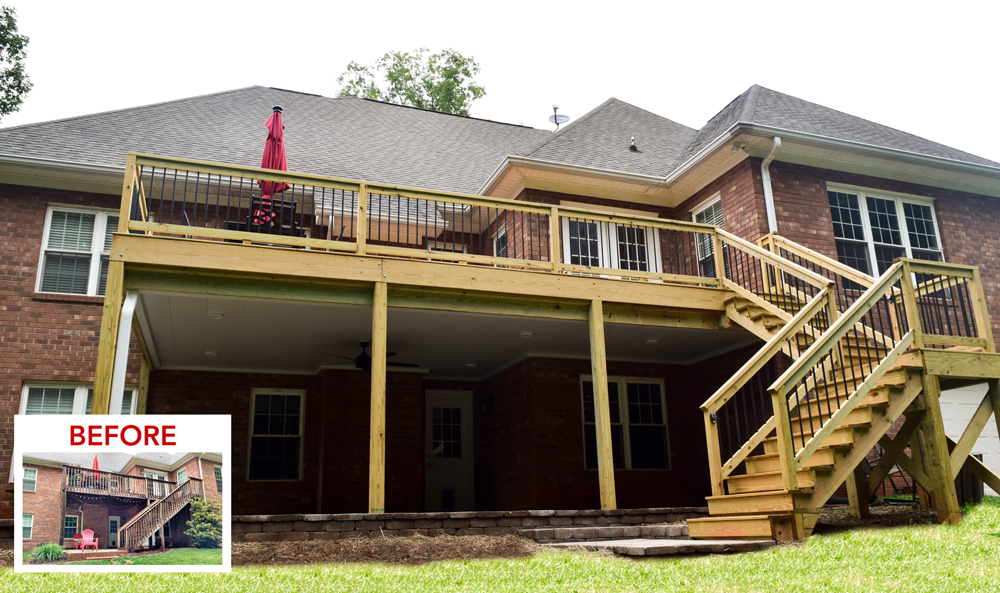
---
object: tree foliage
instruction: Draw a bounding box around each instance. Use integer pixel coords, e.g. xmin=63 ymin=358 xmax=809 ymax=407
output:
xmin=0 ymin=6 xmax=31 ymax=120
xmin=337 ymin=48 xmax=486 ymax=117
xmin=185 ymin=498 xmax=223 ymax=548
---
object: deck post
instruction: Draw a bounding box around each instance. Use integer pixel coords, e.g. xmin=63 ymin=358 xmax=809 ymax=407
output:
xmin=846 ymin=464 xmax=870 ymax=519
xmin=356 ymin=183 xmax=368 ymax=255
xmin=919 ymin=374 xmax=962 ymax=524
xmin=368 ymin=281 xmax=388 ymax=513
xmin=91 ymin=260 xmax=125 ymax=414
xmin=549 ymin=207 xmax=562 ymax=272
xmin=589 ymin=299 xmax=617 ymax=510
xmin=909 ymin=433 xmax=932 ymax=509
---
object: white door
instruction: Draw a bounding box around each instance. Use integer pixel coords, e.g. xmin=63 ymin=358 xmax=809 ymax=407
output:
xmin=941 ymin=384 xmax=999 ymax=495
xmin=425 ymin=390 xmax=474 ymax=511
xmin=145 ymin=471 xmax=167 ymax=498
xmin=108 ymin=516 xmax=120 ymax=548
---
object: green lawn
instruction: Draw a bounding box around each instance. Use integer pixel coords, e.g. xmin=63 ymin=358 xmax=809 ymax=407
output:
xmin=4 ymin=498 xmax=1000 ymax=592
xmin=62 ymin=547 xmax=223 ymax=566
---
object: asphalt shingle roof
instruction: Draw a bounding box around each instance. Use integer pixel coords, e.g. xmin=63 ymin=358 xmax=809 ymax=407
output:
xmin=1 ymin=85 xmax=996 ymax=195
xmin=24 ymin=452 xmax=199 ymax=472
xmin=0 ymin=86 xmax=550 ymax=195
xmin=518 ymin=98 xmax=698 ymax=176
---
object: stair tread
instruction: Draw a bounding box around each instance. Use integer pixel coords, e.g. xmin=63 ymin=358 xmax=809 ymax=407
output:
xmin=688 ymin=514 xmax=784 ymax=522
xmin=706 ymin=490 xmax=793 ymax=501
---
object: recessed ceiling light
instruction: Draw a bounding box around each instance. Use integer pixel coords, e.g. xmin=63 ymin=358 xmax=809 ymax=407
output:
xmin=646 ymin=339 xmax=659 ymax=345
xmin=520 ymin=331 xmax=533 ymax=338
xmin=466 ymin=363 xmax=477 ymax=368
xmin=205 ymin=351 xmax=219 ymax=357
xmin=207 ymin=312 xmax=224 ymax=320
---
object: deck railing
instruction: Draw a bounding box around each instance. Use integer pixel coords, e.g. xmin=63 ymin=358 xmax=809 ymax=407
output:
xmin=62 ymin=465 xmax=177 ymax=499
xmin=119 ymin=152 xmax=762 ymax=288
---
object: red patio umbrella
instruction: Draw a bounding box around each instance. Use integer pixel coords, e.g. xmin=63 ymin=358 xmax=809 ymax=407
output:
xmin=91 ymin=455 xmax=99 ymax=482
xmin=254 ymin=105 xmax=290 ymax=229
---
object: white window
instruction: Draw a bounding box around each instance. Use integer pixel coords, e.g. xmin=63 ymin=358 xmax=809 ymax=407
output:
xmin=560 ymin=219 xmax=663 ymax=273
xmin=828 ymin=188 xmax=944 ymax=276
xmin=20 ymin=384 xmax=135 ymax=415
xmin=248 ymin=389 xmax=305 ymax=481
xmin=214 ymin=466 xmax=223 ymax=493
xmin=493 ymin=225 xmax=508 ymax=259
xmin=37 ymin=206 xmax=119 ymax=296
xmin=23 ymin=468 xmax=37 ymax=492
xmin=177 ymin=468 xmax=187 ymax=483
xmin=581 ymin=377 xmax=670 ymax=470
xmin=63 ymin=515 xmax=78 ymax=539
xmin=22 ymin=514 xmax=32 ymax=539
xmin=693 ymin=197 xmax=723 ymax=277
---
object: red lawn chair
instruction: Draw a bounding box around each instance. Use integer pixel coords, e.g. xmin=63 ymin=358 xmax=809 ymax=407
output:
xmin=80 ymin=529 xmax=99 ymax=551
xmin=72 ymin=533 xmax=82 ymax=549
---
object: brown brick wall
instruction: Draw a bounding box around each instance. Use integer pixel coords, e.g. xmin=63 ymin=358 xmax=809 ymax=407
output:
xmin=0 ymin=184 xmax=143 ymax=484
xmin=675 ymin=158 xmax=768 ymax=243
xmin=22 ymin=464 xmax=64 ymax=548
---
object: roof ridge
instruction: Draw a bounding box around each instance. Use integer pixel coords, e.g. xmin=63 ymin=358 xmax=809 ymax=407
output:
xmin=0 ymin=86 xmax=269 ymax=132
xmin=740 ymin=84 xmax=762 ymax=123
xmin=355 ymin=97 xmax=542 ymax=129
xmin=751 ymin=86 xmax=997 ymax=164
xmin=517 ymin=97 xmax=619 ymax=157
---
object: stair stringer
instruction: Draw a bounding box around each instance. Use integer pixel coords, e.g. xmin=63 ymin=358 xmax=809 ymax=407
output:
xmin=127 ymin=496 xmax=192 ymax=551
xmin=790 ymin=369 xmax=925 ymax=538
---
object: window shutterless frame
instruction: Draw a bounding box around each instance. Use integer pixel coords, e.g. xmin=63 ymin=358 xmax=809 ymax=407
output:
xmin=579 ymin=375 xmax=670 ymax=471
xmin=18 ymin=383 xmax=137 ymax=415
xmin=63 ymin=515 xmax=78 ymax=539
xmin=246 ymin=388 xmax=306 ymax=482
xmin=691 ymin=195 xmax=723 ymax=277
xmin=827 ymin=186 xmax=945 ymax=275
xmin=560 ymin=219 xmax=663 ymax=273
xmin=214 ymin=465 xmax=223 ymax=492
xmin=23 ymin=468 xmax=36 ymax=492
xmin=22 ymin=514 xmax=32 ymax=540
xmin=35 ymin=204 xmax=120 ymax=297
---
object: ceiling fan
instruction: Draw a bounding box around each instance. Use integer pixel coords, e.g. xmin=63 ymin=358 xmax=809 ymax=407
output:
xmin=323 ymin=340 xmax=420 ymax=371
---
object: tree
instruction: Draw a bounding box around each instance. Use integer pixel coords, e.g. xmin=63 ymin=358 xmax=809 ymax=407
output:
xmin=0 ymin=6 xmax=31 ymax=120
xmin=185 ymin=498 xmax=223 ymax=548
xmin=337 ymin=48 xmax=486 ymax=117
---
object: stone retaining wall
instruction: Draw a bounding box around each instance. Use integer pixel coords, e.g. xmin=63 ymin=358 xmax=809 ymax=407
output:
xmin=232 ymin=507 xmax=709 ymax=542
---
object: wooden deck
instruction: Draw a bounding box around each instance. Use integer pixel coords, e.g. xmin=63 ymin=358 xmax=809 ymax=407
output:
xmin=62 ymin=465 xmax=176 ymax=500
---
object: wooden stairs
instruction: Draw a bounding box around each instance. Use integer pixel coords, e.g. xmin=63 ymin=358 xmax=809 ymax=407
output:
xmin=118 ymin=479 xmax=202 ymax=552
xmin=693 ymin=245 xmax=1000 ymax=541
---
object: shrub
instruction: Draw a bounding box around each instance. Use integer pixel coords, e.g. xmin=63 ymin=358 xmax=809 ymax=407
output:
xmin=185 ymin=498 xmax=223 ymax=548
xmin=30 ymin=542 xmax=66 ymax=563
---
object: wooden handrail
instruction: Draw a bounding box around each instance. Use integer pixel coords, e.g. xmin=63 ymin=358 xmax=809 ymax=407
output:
xmin=717 ymin=230 xmax=832 ymax=290
xmin=767 ymin=233 xmax=877 ymax=289
xmin=63 ymin=465 xmax=177 ymax=498
xmin=118 ymin=477 xmax=203 ymax=551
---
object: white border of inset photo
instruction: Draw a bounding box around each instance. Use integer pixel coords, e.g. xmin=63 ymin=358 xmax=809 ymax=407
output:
xmin=14 ymin=415 xmax=231 ymax=572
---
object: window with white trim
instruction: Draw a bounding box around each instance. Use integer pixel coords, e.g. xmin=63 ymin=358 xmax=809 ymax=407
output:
xmin=214 ymin=465 xmax=223 ymax=492
xmin=21 ymin=384 xmax=135 ymax=415
xmin=23 ymin=468 xmax=36 ymax=492
xmin=493 ymin=225 xmax=508 ymax=259
xmin=693 ymin=197 xmax=723 ymax=277
xmin=581 ymin=377 xmax=670 ymax=470
xmin=828 ymin=189 xmax=944 ymax=276
xmin=22 ymin=514 xmax=32 ymax=539
xmin=63 ymin=515 xmax=78 ymax=539
xmin=249 ymin=389 xmax=304 ymax=481
xmin=561 ymin=219 xmax=663 ymax=273
xmin=37 ymin=206 xmax=119 ymax=296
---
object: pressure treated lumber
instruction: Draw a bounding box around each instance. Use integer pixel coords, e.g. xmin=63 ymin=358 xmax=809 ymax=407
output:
xmin=589 ymin=299 xmax=617 ymax=510
xmin=368 ymin=281 xmax=388 ymax=513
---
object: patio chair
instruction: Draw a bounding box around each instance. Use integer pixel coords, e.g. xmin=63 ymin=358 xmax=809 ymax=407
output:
xmin=72 ymin=533 xmax=82 ymax=550
xmin=80 ymin=529 xmax=99 ymax=551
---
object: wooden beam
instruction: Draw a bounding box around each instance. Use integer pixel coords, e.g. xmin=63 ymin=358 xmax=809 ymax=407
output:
xmin=946 ymin=434 xmax=1000 ymax=494
xmin=112 ymin=233 xmax=733 ymax=312
xmin=91 ymin=260 xmax=125 ymax=414
xmin=885 ymin=439 xmax=931 ymax=492
xmin=119 ymin=153 xmax=137 ymax=232
xmin=899 ymin=261 xmax=925 ymax=350
xmin=971 ymin=267 xmax=996 ymax=352
xmin=950 ymin=390 xmax=995 ymax=477
xmin=589 ymin=299 xmax=617 ymax=510
xmin=846 ymin=464 xmax=870 ymax=519
xmin=920 ymin=374 xmax=962 ymax=525
xmin=867 ymin=411 xmax=925 ymax=497
xmin=356 ymin=183 xmax=368 ymax=255
xmin=368 ymin=281 xmax=388 ymax=513
xmin=922 ymin=350 xmax=1000 ymax=380
xmin=909 ymin=433 xmax=933 ymax=509
xmin=136 ymin=353 xmax=151 ymax=415
xmin=549 ymin=207 xmax=562 ymax=273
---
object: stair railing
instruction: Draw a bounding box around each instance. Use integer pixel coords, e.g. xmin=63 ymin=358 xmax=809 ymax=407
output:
xmin=701 ymin=286 xmax=835 ymax=496
xmin=767 ymin=262 xmax=914 ymax=490
xmin=118 ymin=478 xmax=199 ymax=551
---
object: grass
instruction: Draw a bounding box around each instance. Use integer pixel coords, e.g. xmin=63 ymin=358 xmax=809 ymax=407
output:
xmin=62 ymin=547 xmax=223 ymax=566
xmin=3 ymin=498 xmax=1000 ymax=592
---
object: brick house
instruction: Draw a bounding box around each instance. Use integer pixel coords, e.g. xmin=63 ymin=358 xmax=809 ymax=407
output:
xmin=1 ymin=84 xmax=999 ymax=541
xmin=21 ymin=451 xmax=222 ymax=551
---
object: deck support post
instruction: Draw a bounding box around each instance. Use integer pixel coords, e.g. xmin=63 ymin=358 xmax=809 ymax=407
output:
xmin=846 ymin=464 xmax=870 ymax=519
xmin=91 ymin=260 xmax=125 ymax=414
xmin=132 ymin=317 xmax=151 ymax=414
xmin=368 ymin=281 xmax=388 ymax=513
xmin=910 ymin=432 xmax=932 ymax=509
xmin=919 ymin=374 xmax=962 ymax=525
xmin=589 ymin=299 xmax=617 ymax=510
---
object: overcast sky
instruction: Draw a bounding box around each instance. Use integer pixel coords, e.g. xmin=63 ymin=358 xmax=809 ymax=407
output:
xmin=4 ymin=1 xmax=1000 ymax=164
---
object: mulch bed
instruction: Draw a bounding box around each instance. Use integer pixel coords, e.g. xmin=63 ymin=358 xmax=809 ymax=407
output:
xmin=0 ymin=548 xmax=12 ymax=568
xmin=232 ymin=534 xmax=539 ymax=566
xmin=812 ymin=502 xmax=940 ymax=535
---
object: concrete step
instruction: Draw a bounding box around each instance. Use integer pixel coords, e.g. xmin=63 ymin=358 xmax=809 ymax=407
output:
xmin=517 ymin=524 xmax=687 ymax=543
xmin=547 ymin=537 xmax=775 ymax=556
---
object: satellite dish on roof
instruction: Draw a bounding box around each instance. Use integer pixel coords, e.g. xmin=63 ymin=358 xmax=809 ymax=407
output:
xmin=549 ymin=105 xmax=570 ymax=130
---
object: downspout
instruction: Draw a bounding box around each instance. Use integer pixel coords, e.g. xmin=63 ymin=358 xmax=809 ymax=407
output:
xmin=761 ymin=137 xmax=782 ymax=233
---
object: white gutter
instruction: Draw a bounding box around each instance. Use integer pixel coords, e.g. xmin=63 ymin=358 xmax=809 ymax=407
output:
xmin=110 ymin=291 xmax=139 ymax=414
xmin=761 ymin=137 xmax=782 ymax=233
xmin=0 ymin=152 xmax=126 ymax=175
xmin=477 ymin=155 xmax=668 ymax=196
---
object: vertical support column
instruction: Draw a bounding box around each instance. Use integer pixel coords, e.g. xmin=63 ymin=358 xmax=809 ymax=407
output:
xmin=910 ymin=432 xmax=932 ymax=509
xmin=846 ymin=464 xmax=870 ymax=519
xmin=368 ymin=281 xmax=388 ymax=513
xmin=900 ymin=261 xmax=925 ymax=349
xmin=91 ymin=260 xmax=125 ymax=414
xmin=989 ymin=380 xmax=1000 ymax=454
xmin=589 ymin=299 xmax=617 ymax=510
xmin=549 ymin=207 xmax=562 ymax=273
xmin=971 ymin=267 xmax=996 ymax=352
xmin=712 ymin=231 xmax=726 ymax=288
xmin=119 ymin=153 xmax=138 ymax=233
xmin=704 ymin=412 xmax=724 ymax=497
xmin=771 ymin=386 xmax=800 ymax=491
xmin=920 ymin=374 xmax=962 ymax=525
xmin=356 ymin=183 xmax=368 ymax=255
